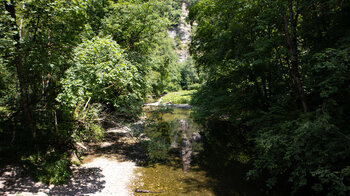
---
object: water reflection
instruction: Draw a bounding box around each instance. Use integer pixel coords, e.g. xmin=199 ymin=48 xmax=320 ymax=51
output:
xmin=132 ymin=106 xmax=265 ymax=195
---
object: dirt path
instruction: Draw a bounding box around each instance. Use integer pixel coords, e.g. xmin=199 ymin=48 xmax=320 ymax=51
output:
xmin=79 ymin=157 xmax=136 ymax=196
xmin=0 ymin=125 xmax=145 ymax=196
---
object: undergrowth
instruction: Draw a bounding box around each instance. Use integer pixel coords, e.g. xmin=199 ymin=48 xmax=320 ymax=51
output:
xmin=22 ymin=149 xmax=71 ymax=185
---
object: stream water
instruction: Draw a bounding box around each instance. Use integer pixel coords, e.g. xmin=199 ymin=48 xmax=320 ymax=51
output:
xmin=131 ymin=107 xmax=216 ymax=195
xmin=131 ymin=107 xmax=265 ymax=195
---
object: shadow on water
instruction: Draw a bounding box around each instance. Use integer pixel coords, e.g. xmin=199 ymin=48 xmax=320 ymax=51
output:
xmin=0 ymin=165 xmax=105 ymax=195
xmin=202 ymin=161 xmax=267 ymax=196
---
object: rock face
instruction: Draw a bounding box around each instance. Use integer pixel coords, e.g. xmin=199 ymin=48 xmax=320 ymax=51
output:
xmin=179 ymin=1 xmax=191 ymax=46
xmin=178 ymin=1 xmax=191 ymax=62
xmin=169 ymin=0 xmax=192 ymax=63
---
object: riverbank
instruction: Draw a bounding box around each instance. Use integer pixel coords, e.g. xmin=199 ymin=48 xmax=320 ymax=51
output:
xmin=0 ymin=125 xmax=142 ymax=196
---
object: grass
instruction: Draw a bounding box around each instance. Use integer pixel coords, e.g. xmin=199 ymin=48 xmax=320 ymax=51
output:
xmin=161 ymin=90 xmax=197 ymax=104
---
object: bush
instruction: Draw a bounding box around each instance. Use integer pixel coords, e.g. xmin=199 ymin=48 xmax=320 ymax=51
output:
xmin=56 ymin=35 xmax=144 ymax=143
xmin=248 ymin=111 xmax=350 ymax=194
xmin=57 ymin=35 xmax=143 ymax=117
xmin=24 ymin=151 xmax=72 ymax=185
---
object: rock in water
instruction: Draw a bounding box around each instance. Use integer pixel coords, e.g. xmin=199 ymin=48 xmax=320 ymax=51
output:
xmin=191 ymin=132 xmax=201 ymax=142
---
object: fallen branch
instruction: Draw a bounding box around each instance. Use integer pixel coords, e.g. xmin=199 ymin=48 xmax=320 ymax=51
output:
xmin=76 ymin=142 xmax=88 ymax=151
xmin=135 ymin=189 xmax=164 ymax=193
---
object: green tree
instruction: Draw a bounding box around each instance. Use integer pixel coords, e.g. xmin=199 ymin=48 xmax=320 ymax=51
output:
xmin=100 ymin=0 xmax=182 ymax=96
xmin=57 ymin=36 xmax=141 ymax=117
xmin=1 ymin=0 xmax=87 ymax=143
xmin=180 ymin=57 xmax=198 ymax=90
xmin=189 ymin=0 xmax=350 ymax=194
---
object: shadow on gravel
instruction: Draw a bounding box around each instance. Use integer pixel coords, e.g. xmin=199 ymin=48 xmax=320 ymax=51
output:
xmin=0 ymin=166 xmax=105 ymax=195
xmin=91 ymin=130 xmax=147 ymax=165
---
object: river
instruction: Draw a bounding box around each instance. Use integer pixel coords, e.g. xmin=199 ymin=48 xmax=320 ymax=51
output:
xmin=130 ymin=106 xmax=265 ymax=195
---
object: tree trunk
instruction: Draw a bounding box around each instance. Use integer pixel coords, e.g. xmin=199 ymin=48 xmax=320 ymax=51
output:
xmin=4 ymin=1 xmax=37 ymax=142
xmin=282 ymin=0 xmax=308 ymax=112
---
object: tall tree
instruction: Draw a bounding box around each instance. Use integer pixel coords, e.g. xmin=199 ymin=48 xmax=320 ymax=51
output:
xmin=189 ymin=0 xmax=350 ymax=194
xmin=281 ymin=0 xmax=308 ymax=112
xmin=4 ymin=0 xmax=37 ymax=141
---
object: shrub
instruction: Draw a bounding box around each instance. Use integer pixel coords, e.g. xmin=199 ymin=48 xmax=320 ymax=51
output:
xmin=24 ymin=151 xmax=71 ymax=185
xmin=57 ymin=35 xmax=143 ymax=118
xmin=248 ymin=111 xmax=350 ymax=194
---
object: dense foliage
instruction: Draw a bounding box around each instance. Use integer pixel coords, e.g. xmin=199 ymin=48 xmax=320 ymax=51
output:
xmin=188 ymin=0 xmax=350 ymax=194
xmin=0 ymin=0 xmax=184 ymax=184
